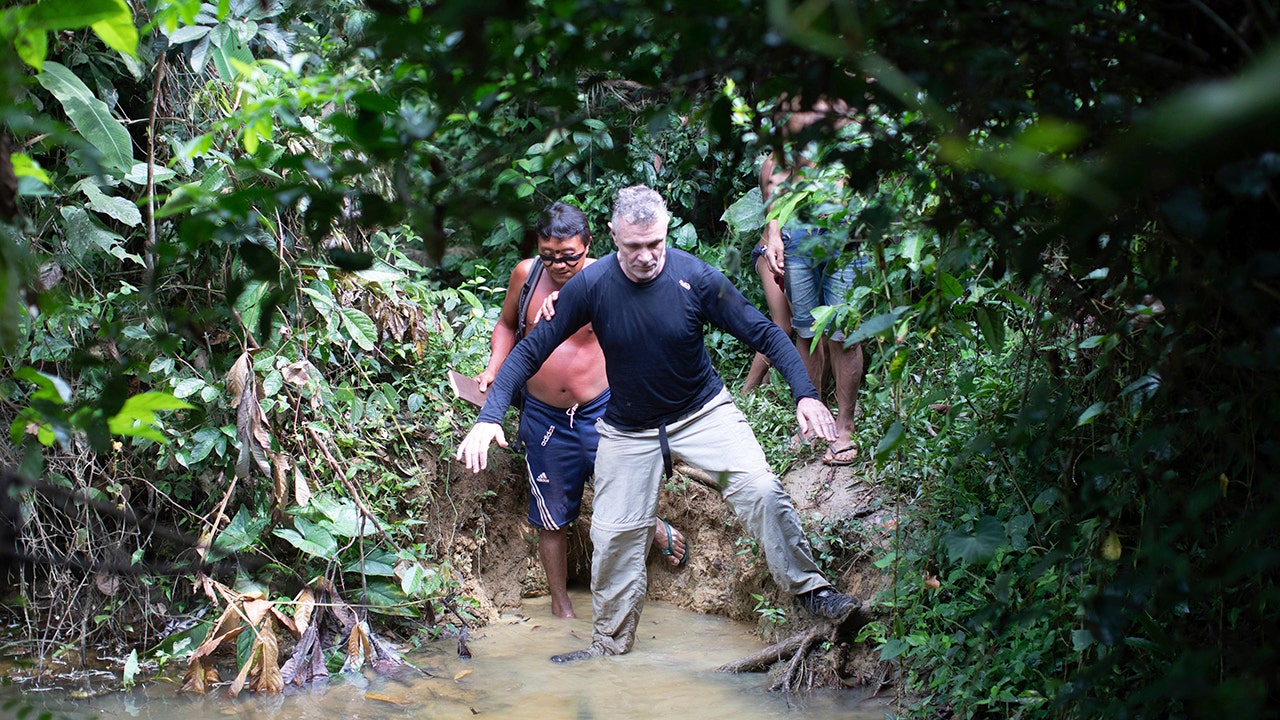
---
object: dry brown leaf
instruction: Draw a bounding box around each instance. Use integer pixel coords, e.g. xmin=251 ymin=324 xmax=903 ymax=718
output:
xmin=270 ymin=604 xmax=298 ymax=637
xmin=370 ymin=633 xmax=414 ymax=675
xmin=281 ymin=360 xmax=312 ymax=386
xmin=225 ymin=353 xmax=252 ymax=409
xmin=187 ymin=602 xmax=246 ymax=664
xmin=251 ymin=617 xmax=284 ymax=694
xmin=243 ymin=598 xmax=274 ymax=627
xmin=234 ymin=369 xmax=272 ymax=479
xmin=280 ymin=623 xmax=327 ymax=686
xmin=228 ymin=641 xmax=256 ymax=697
xmin=179 ymin=657 xmax=222 ymax=696
xmin=342 ymin=621 xmax=373 ymax=673
xmin=326 ymin=586 xmax=358 ymax=634
xmin=228 ymin=614 xmax=279 ymax=697
xmin=95 ymin=573 xmax=119 ymax=596
xmin=293 ymin=587 xmax=315 ymax=636
xmin=294 ymin=465 xmax=313 ymax=507
xmin=365 ymin=692 xmax=413 ymax=706
xmin=271 ymin=451 xmax=290 ymax=509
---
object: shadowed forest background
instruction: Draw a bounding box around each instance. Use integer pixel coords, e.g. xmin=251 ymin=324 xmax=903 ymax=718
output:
xmin=1 ymin=0 xmax=1278 ymax=717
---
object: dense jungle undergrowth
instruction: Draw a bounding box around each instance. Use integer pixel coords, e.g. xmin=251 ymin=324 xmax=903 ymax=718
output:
xmin=2 ymin=0 xmax=1279 ymax=717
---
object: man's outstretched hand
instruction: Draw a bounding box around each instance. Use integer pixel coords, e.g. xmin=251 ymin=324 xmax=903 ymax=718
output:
xmin=795 ymin=397 xmax=837 ymax=443
xmin=456 ymin=422 xmax=508 ymax=472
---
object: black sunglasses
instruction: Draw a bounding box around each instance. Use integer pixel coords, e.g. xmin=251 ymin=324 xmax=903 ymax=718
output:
xmin=538 ymin=250 xmax=587 ymax=265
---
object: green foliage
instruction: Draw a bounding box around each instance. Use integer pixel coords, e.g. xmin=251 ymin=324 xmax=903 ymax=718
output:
xmin=752 ymin=593 xmax=787 ymax=626
xmin=0 ymin=0 xmax=1277 ymax=714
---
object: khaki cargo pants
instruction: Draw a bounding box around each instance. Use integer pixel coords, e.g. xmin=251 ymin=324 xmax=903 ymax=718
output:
xmin=589 ymin=388 xmax=829 ymax=655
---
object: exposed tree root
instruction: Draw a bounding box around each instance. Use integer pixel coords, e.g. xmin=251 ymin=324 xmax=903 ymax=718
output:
xmin=716 ymin=622 xmax=837 ymax=696
xmin=769 ymin=624 xmax=835 ymax=694
xmin=718 ymin=617 xmax=886 ymax=696
xmin=715 ymin=624 xmax=825 ymax=674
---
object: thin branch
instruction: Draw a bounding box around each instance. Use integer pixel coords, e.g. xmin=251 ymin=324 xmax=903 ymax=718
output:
xmin=306 ymin=425 xmax=398 ymax=549
xmin=145 ymin=52 xmax=167 ymax=287
xmin=1190 ymin=0 xmax=1256 ymax=58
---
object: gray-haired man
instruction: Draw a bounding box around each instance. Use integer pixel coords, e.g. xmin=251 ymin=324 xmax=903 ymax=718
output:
xmin=457 ymin=185 xmax=861 ymax=661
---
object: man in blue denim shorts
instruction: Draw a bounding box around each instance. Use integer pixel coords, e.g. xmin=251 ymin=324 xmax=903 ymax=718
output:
xmin=757 ymin=96 xmax=864 ymax=466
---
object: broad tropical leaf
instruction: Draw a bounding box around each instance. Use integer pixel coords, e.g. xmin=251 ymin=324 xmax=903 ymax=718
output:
xmin=37 ymin=62 xmax=134 ymax=173
xmin=339 ymin=307 xmax=377 ymax=351
xmin=942 ymin=515 xmax=1008 ymax=565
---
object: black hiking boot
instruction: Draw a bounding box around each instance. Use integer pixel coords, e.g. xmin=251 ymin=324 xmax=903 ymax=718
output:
xmin=798 ymin=586 xmax=860 ymax=624
xmin=550 ymin=642 xmax=611 ymax=663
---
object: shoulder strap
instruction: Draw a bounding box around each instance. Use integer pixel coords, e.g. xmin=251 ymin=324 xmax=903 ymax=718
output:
xmin=515 ymin=259 xmax=545 ymax=341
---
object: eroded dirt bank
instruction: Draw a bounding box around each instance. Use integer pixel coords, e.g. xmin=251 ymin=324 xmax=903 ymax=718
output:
xmin=440 ymin=447 xmax=895 ymax=689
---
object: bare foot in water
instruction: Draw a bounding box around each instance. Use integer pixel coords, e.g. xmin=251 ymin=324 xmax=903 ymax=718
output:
xmin=652 ymin=518 xmax=689 ymax=567
xmin=540 ymin=527 xmax=576 ymax=618
xmin=550 ymin=594 xmax=575 ymax=619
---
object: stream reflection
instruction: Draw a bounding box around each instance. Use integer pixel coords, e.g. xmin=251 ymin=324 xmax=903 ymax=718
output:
xmin=1 ymin=591 xmax=889 ymax=719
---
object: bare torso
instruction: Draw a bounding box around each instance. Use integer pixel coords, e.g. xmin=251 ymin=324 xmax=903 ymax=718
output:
xmin=523 ymin=260 xmax=608 ymax=408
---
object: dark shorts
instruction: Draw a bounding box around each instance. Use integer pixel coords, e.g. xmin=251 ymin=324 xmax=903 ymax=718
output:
xmin=517 ymin=388 xmax=609 ymax=530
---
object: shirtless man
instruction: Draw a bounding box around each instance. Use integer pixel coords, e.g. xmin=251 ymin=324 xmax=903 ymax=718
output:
xmin=475 ymin=201 xmax=687 ymax=619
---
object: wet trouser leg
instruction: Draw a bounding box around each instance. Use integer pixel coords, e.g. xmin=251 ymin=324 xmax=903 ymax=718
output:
xmin=589 ymin=419 xmax=664 ymax=655
xmin=668 ymin=389 xmax=828 ymax=596
xmin=588 ymin=389 xmax=829 ymax=655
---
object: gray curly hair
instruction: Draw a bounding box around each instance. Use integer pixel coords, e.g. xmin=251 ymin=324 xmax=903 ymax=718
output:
xmin=611 ymin=185 xmax=669 ymax=227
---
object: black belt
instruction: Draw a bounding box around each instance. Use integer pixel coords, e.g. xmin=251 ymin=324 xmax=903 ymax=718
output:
xmin=658 ymin=424 xmax=673 ymax=480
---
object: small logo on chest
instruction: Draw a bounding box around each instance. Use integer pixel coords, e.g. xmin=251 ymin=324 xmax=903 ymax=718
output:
xmin=678 ymin=279 xmax=691 ymax=290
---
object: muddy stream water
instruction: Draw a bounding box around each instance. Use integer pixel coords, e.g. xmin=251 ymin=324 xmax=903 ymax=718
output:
xmin=1 ymin=591 xmax=888 ymax=720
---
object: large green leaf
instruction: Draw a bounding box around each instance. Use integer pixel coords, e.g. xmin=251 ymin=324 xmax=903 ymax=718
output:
xmin=60 ymin=206 xmax=144 ymax=265
xmin=14 ymin=26 xmax=49 ymax=69
xmin=941 ymin=515 xmax=1008 ymax=565
xmin=765 ymin=189 xmax=809 ymax=226
xmin=89 ymin=0 xmax=137 ymax=56
xmin=213 ymin=505 xmax=268 ymax=554
xmin=37 ymin=62 xmax=134 ymax=173
xmin=720 ymin=187 xmax=764 ymax=232
xmin=845 ymin=307 xmax=905 ymax=344
xmin=27 ymin=0 xmax=122 ymax=30
xmin=15 ymin=367 xmax=72 ymax=404
xmin=167 ymin=24 xmax=210 ymax=45
xmin=12 ymin=153 xmax=51 ymax=185
xmin=339 ymin=307 xmax=377 ymax=351
xmin=308 ymin=494 xmax=379 ymax=538
xmin=80 ymin=181 xmax=141 ymax=226
xmin=210 ymin=32 xmax=254 ymax=81
xmin=274 ymin=516 xmax=338 ymax=558
xmin=974 ymin=306 xmax=1006 ymax=352
xmin=343 ymin=548 xmax=398 ymax=577
xmin=873 ymin=420 xmax=906 ymax=462
xmin=185 ymin=426 xmax=224 ymax=464
xmin=123 ymin=162 xmax=176 ymax=185
xmin=360 ymin=580 xmax=419 ymax=618
xmin=107 ymin=391 xmax=192 ymax=442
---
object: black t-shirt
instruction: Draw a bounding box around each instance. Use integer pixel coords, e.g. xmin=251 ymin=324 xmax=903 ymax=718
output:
xmin=478 ymin=248 xmax=818 ymax=431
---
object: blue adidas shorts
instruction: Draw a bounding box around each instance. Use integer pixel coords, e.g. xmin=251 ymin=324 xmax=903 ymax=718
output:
xmin=517 ymin=389 xmax=609 ymax=529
